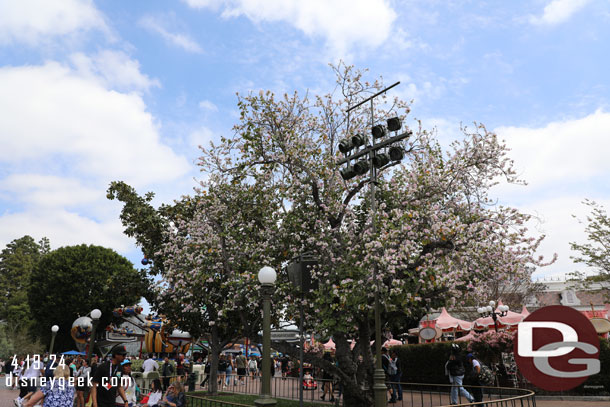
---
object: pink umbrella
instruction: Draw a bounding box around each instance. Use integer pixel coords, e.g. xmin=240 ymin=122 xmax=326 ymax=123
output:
xmin=454 ymin=331 xmax=476 ymax=342
xmin=520 ymin=306 xmax=530 ymax=318
xmin=434 ymin=307 xmax=472 ymax=331
xmin=323 ymin=338 xmax=335 ymax=350
xmin=383 ymin=339 xmax=403 ymax=348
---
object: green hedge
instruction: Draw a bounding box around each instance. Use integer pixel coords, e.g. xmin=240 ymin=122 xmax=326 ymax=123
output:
xmin=391 ymin=338 xmax=610 ymax=395
xmin=392 ymin=341 xmax=466 ymax=384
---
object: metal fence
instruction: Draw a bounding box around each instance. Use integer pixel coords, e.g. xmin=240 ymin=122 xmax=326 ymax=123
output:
xmin=192 ymin=374 xmax=536 ymax=407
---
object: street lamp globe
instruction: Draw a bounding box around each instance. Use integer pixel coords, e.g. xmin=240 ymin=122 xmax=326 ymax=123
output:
xmin=489 ymin=300 xmax=496 ymax=308
xmin=485 ymin=305 xmax=493 ymax=313
xmin=51 ymin=325 xmax=59 ymax=333
xmin=91 ymin=309 xmax=102 ymax=320
xmin=258 ymin=266 xmax=277 ymax=285
xmin=477 ymin=307 xmax=484 ymax=315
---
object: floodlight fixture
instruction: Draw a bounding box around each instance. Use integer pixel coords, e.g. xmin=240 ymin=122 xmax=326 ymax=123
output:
xmin=338 ymin=138 xmax=354 ymax=154
xmin=372 ymin=125 xmax=387 ymax=139
xmin=388 ymin=146 xmax=404 ymax=161
xmin=340 ymin=166 xmax=357 ymax=180
xmin=351 ymin=133 xmax=366 ymax=148
xmin=354 ymin=159 xmax=370 ymax=175
xmin=387 ymin=117 xmax=401 ymax=132
xmin=372 ymin=153 xmax=390 ymax=168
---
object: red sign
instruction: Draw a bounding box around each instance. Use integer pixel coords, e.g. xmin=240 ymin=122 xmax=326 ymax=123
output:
xmin=514 ymin=305 xmax=600 ymax=391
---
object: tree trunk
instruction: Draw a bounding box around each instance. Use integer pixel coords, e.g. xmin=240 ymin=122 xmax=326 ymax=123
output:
xmin=207 ymin=327 xmax=221 ymax=395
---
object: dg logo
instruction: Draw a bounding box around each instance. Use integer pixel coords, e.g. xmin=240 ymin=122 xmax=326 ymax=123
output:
xmin=514 ymin=305 xmax=600 ymax=391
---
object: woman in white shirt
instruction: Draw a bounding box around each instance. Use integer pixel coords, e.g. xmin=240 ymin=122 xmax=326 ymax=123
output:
xmin=141 ymin=379 xmax=163 ymax=407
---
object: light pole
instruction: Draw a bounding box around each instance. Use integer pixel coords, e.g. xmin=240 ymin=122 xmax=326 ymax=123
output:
xmin=87 ymin=309 xmax=102 ymax=364
xmin=477 ymin=301 xmax=509 ymax=332
xmin=255 ymin=266 xmax=277 ymax=407
xmin=49 ymin=325 xmax=59 ymax=355
xmin=336 ymin=81 xmax=410 ymax=407
xmin=287 ymin=254 xmax=318 ymax=407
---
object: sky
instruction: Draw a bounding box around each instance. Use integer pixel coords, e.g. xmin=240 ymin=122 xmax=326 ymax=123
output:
xmin=1 ymin=0 xmax=609 ymax=283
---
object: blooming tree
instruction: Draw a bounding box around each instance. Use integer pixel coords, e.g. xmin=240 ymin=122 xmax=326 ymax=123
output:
xmin=196 ymin=64 xmax=552 ymax=405
xmin=108 ymin=177 xmax=286 ymax=394
xmin=111 ymin=64 xmax=552 ymax=405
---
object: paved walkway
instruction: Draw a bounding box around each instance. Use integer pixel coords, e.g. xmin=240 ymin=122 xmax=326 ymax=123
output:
xmin=1 ymin=374 xmax=608 ymax=407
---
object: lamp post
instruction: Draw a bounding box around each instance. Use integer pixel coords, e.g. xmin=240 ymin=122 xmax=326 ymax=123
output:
xmin=336 ymin=81 xmax=410 ymax=407
xmin=255 ymin=266 xmax=277 ymax=407
xmin=287 ymin=254 xmax=318 ymax=407
xmin=49 ymin=325 xmax=59 ymax=355
xmin=87 ymin=309 xmax=102 ymax=364
xmin=477 ymin=301 xmax=509 ymax=332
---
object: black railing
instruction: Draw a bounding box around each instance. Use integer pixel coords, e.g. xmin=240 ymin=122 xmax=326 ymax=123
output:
xmin=189 ymin=374 xmax=536 ymax=407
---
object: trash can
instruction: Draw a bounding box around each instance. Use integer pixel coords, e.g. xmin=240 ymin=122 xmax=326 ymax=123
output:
xmin=187 ymin=371 xmax=198 ymax=392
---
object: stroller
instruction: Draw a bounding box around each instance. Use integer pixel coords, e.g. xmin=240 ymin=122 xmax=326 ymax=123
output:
xmin=302 ymin=369 xmax=318 ymax=390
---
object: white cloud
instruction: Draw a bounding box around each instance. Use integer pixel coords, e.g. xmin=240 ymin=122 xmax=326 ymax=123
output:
xmin=139 ymin=16 xmax=203 ymax=54
xmin=0 ymin=174 xmax=100 ymax=208
xmin=198 ymin=100 xmax=218 ymax=111
xmin=496 ymin=110 xmax=610 ymax=186
xmin=183 ymin=0 xmax=396 ymax=53
xmin=0 ymin=209 xmax=133 ymax=252
xmin=0 ymin=0 xmax=109 ymax=45
xmin=529 ymin=0 xmax=591 ymax=26
xmin=493 ymin=111 xmax=610 ymax=277
xmin=69 ymin=50 xmax=160 ymax=92
xmin=0 ymin=61 xmax=191 ymax=186
xmin=0 ymin=59 xmax=193 ymax=255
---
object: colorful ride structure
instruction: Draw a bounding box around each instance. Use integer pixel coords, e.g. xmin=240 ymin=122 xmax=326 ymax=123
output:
xmin=70 ymin=305 xmax=191 ymax=354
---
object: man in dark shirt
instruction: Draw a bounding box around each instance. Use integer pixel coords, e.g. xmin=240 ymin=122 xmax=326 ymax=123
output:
xmin=91 ymin=346 xmax=129 ymax=407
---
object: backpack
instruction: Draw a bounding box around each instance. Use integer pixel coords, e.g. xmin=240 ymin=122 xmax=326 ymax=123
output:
xmin=477 ymin=363 xmax=495 ymax=386
xmin=387 ymin=358 xmax=398 ymax=376
xmin=447 ymin=359 xmax=465 ymax=376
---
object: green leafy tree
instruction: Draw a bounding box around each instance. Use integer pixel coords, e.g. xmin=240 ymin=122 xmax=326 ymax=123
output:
xmin=0 ymin=235 xmax=50 ymax=328
xmin=28 ymin=244 xmax=147 ymax=352
xmin=571 ymin=199 xmax=610 ymax=282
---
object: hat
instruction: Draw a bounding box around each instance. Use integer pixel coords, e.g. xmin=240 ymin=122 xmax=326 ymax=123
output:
xmin=120 ymin=359 xmax=132 ymax=366
xmin=466 ymin=353 xmax=474 ymax=359
xmin=112 ymin=345 xmax=128 ymax=356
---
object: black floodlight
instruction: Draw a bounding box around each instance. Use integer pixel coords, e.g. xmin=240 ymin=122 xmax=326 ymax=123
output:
xmin=389 ymin=146 xmax=404 ymax=161
xmin=372 ymin=153 xmax=390 ymax=168
xmin=372 ymin=124 xmax=387 ymax=139
xmin=351 ymin=133 xmax=366 ymax=148
xmin=340 ymin=166 xmax=357 ymax=180
xmin=354 ymin=159 xmax=370 ymax=175
xmin=387 ymin=117 xmax=401 ymax=132
xmin=338 ymin=138 xmax=354 ymax=154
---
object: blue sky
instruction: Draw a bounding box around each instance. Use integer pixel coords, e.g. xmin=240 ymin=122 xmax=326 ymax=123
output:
xmin=1 ymin=0 xmax=609 ymax=281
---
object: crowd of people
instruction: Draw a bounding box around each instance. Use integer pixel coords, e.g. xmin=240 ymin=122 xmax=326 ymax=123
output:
xmin=3 ymin=345 xmax=490 ymax=406
xmin=3 ymin=347 xmax=186 ymax=407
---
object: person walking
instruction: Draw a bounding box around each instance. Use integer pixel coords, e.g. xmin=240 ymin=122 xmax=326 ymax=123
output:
xmin=235 ymin=352 xmax=247 ymax=385
xmin=115 ymin=359 xmax=136 ymax=407
xmin=142 ymin=355 xmax=159 ymax=374
xmin=445 ymin=345 xmax=473 ymax=405
xmin=224 ymin=355 xmax=234 ymax=387
xmin=90 ymin=345 xmax=129 ymax=407
xmin=381 ymin=348 xmax=396 ymax=404
xmin=160 ymin=357 xmax=174 ymax=391
xmin=248 ymin=357 xmax=257 ymax=379
xmin=389 ymin=350 xmax=403 ymax=402
xmin=75 ymin=359 xmax=91 ymax=407
xmin=320 ymin=353 xmax=334 ymax=402
xmin=466 ymin=353 xmax=484 ymax=405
